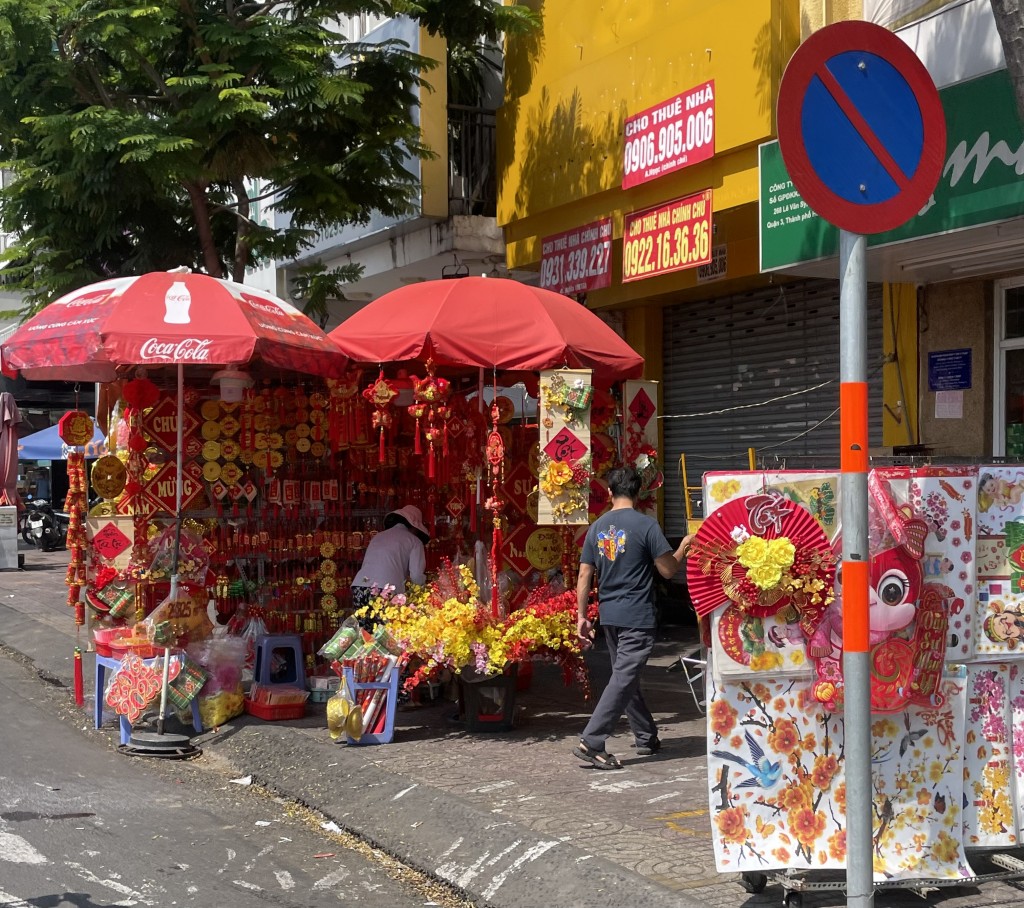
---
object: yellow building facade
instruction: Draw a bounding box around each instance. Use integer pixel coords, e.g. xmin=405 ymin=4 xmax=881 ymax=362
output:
xmin=498 ymin=0 xmax=915 ymax=531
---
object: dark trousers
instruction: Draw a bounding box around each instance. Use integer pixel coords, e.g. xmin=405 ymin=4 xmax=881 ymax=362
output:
xmin=581 ymin=625 xmax=657 ymax=751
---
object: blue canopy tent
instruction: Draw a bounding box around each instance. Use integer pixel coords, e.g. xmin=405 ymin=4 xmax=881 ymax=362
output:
xmin=17 ymin=423 xmax=108 ymax=461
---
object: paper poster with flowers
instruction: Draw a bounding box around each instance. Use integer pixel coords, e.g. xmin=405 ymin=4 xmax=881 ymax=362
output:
xmin=962 ymin=664 xmax=1017 ymax=848
xmin=704 ymin=472 xmax=767 ymax=517
xmin=865 ymin=678 xmax=972 ymax=880
xmin=537 ymin=369 xmax=592 ymax=526
xmin=623 ymin=380 xmax=661 ymax=515
xmin=907 ymin=468 xmax=977 ymax=663
xmin=711 ymin=604 xmax=813 ymax=680
xmin=703 ymin=471 xmax=841 ymax=541
xmin=1007 ymin=664 xmax=1024 ymax=838
xmin=802 ymin=469 xmax=972 ymax=712
xmin=707 ymin=674 xmax=973 ymax=880
xmin=687 ymin=491 xmax=837 ymax=662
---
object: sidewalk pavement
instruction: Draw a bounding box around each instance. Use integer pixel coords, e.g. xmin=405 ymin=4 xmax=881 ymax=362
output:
xmin=3 ymin=545 xmax=1024 ymax=908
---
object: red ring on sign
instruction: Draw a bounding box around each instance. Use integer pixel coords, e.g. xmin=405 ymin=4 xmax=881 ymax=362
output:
xmin=777 ymin=20 xmax=945 ymax=235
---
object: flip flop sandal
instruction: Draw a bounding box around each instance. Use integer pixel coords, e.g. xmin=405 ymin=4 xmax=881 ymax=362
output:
xmin=572 ymin=741 xmax=623 ymax=770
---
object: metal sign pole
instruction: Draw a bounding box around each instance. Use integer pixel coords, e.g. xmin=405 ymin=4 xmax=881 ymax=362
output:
xmin=839 ymin=228 xmax=873 ymax=908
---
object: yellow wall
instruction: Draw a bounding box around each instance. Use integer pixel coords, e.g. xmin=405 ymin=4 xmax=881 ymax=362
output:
xmin=419 ymin=28 xmax=449 ymax=219
xmin=800 ymin=0 xmax=863 ymax=36
xmin=499 ymin=0 xmax=800 ymax=296
xmin=881 ymin=283 xmax=920 ymax=447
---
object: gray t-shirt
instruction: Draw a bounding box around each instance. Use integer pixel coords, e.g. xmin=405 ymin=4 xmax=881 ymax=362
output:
xmin=580 ymin=508 xmax=672 ymax=629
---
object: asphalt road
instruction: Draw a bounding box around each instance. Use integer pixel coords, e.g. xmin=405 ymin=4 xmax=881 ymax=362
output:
xmin=0 ymin=649 xmax=471 ymax=908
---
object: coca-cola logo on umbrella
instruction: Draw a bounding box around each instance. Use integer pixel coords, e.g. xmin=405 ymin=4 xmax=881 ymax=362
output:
xmin=139 ymin=338 xmax=213 ymax=362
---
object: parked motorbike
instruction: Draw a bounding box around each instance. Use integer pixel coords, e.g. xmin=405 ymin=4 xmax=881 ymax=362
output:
xmin=21 ymin=499 xmax=69 ymax=552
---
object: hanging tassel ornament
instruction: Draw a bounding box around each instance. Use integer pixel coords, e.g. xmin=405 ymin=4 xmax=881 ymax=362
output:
xmin=361 ymin=370 xmax=396 ymax=461
xmin=408 ymin=403 xmax=428 ymax=455
xmin=484 ymin=400 xmax=506 ymax=619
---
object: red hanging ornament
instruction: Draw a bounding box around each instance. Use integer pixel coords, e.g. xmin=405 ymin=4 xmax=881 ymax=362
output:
xmin=362 ymin=371 xmax=397 ymax=464
xmin=408 ymin=403 xmax=428 ymax=455
xmin=122 ymin=377 xmax=160 ymax=411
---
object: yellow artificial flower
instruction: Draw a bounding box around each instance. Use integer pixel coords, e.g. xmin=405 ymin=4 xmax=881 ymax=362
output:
xmin=546 ymin=460 xmax=573 ymax=486
xmin=736 ymin=536 xmax=768 ymax=568
xmin=767 ymin=537 xmax=796 ymax=569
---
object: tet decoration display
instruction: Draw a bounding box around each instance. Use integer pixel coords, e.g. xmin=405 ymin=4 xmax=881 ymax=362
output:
xmin=537 ymin=369 xmax=593 ymax=526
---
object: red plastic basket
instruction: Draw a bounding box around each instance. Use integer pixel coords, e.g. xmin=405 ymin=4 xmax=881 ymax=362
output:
xmin=243 ymin=698 xmax=306 ymax=721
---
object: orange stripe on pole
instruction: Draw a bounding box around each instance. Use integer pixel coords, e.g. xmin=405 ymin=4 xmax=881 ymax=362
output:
xmin=840 ymin=382 xmax=868 ymax=472
xmin=843 ymin=560 xmax=870 ymax=652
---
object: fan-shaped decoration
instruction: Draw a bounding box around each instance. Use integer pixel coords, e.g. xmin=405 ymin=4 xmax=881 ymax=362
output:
xmin=687 ymin=492 xmax=836 ymax=635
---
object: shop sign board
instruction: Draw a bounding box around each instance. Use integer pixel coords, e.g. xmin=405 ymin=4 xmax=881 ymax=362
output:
xmin=761 ymin=68 xmax=1024 ymax=271
xmin=622 ymin=189 xmax=713 ymax=282
xmin=928 ymin=348 xmax=972 ymax=391
xmin=622 ymin=81 xmax=715 ymax=189
xmin=539 ymin=217 xmax=612 ymax=296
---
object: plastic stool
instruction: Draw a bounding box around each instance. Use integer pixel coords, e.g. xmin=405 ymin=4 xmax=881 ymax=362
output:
xmin=252 ymin=635 xmax=306 ymax=689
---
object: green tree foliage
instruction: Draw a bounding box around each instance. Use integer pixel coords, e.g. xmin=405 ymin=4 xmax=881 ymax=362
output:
xmin=0 ymin=0 xmax=535 ymax=310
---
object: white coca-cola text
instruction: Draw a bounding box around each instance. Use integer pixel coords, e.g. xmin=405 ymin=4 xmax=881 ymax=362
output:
xmin=139 ymin=337 xmax=213 ymax=361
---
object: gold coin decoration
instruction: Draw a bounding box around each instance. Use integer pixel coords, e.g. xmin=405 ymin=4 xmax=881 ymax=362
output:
xmin=320 ymin=560 xmax=337 ymax=577
xmin=202 ymin=461 xmax=222 ymax=482
xmin=320 ymin=576 xmax=337 ymax=594
xmin=91 ymin=455 xmax=127 ymax=500
xmin=221 ymin=463 xmax=243 ymax=486
xmin=88 ymin=501 xmax=116 ymax=517
xmin=296 ymin=423 xmax=311 ymax=438
xmin=270 ymin=450 xmax=284 ymax=469
xmin=200 ymin=400 xmax=221 ymax=421
xmin=268 ymin=432 xmax=284 ymax=450
xmin=201 ymin=420 xmax=221 ymax=440
xmin=320 ymin=542 xmax=336 ymax=558
xmin=296 ymin=437 xmax=312 ymax=453
xmin=252 ymin=450 xmax=269 ymax=469
xmin=201 ymin=440 xmax=221 ymax=461
xmin=311 ymin=441 xmax=326 ymax=458
xmin=254 ymin=432 xmax=269 ymax=450
xmin=254 ymin=414 xmax=270 ymax=431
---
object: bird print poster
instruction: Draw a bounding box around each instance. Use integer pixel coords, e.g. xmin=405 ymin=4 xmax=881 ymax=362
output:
xmin=707 ymin=673 xmax=972 ymax=880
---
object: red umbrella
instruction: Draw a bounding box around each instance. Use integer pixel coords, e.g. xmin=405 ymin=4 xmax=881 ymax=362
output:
xmin=0 ymin=391 xmax=24 ymax=510
xmin=1 ymin=271 xmax=348 ymax=382
xmin=329 ymin=277 xmax=644 ymax=385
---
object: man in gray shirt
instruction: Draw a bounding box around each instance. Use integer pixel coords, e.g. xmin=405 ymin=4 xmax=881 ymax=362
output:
xmin=573 ymin=467 xmax=692 ymax=770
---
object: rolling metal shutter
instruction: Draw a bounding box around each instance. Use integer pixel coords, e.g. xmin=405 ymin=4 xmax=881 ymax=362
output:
xmin=661 ymin=278 xmax=884 ymax=537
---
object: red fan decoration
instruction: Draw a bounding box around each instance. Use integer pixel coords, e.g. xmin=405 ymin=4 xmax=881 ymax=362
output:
xmin=687 ymin=492 xmax=835 ymax=634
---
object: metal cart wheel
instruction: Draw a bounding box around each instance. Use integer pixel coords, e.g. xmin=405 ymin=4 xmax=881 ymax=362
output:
xmin=782 ymin=891 xmax=803 ymax=908
xmin=739 ymin=871 xmax=768 ymax=893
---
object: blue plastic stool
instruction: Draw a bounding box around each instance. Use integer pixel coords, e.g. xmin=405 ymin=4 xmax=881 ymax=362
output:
xmin=94 ymin=654 xmax=203 ymax=745
xmin=342 ymin=666 xmax=399 ymax=745
xmin=252 ymin=635 xmax=306 ymax=689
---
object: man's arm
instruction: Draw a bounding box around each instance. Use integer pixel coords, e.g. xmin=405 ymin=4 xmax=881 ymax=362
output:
xmin=576 ymin=562 xmax=596 ymax=648
xmin=654 ymin=533 xmax=695 ymax=579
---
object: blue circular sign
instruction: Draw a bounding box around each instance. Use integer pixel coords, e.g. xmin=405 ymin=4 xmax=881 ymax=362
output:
xmin=777 ymin=21 xmax=945 ymax=234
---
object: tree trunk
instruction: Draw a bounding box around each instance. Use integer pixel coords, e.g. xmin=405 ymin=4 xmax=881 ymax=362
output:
xmin=990 ymin=0 xmax=1024 ymax=127
xmin=184 ymin=181 xmax=225 ymax=279
xmin=231 ymin=178 xmax=252 ymax=284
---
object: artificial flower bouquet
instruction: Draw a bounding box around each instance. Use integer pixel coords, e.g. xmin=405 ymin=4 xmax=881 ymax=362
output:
xmin=357 ymin=561 xmax=590 ymax=697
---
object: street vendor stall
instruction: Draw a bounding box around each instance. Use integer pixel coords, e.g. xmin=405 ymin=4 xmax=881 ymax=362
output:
xmin=688 ymin=464 xmax=1024 ymax=905
xmin=0 ymin=269 xmax=350 ymax=739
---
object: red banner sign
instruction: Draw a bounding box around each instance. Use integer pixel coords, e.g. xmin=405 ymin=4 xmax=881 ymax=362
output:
xmin=539 ymin=218 xmax=612 ymax=296
xmin=622 ymin=80 xmax=715 ymax=189
xmin=622 ymin=189 xmax=713 ymax=283
xmin=141 ymin=396 xmax=199 ymax=453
